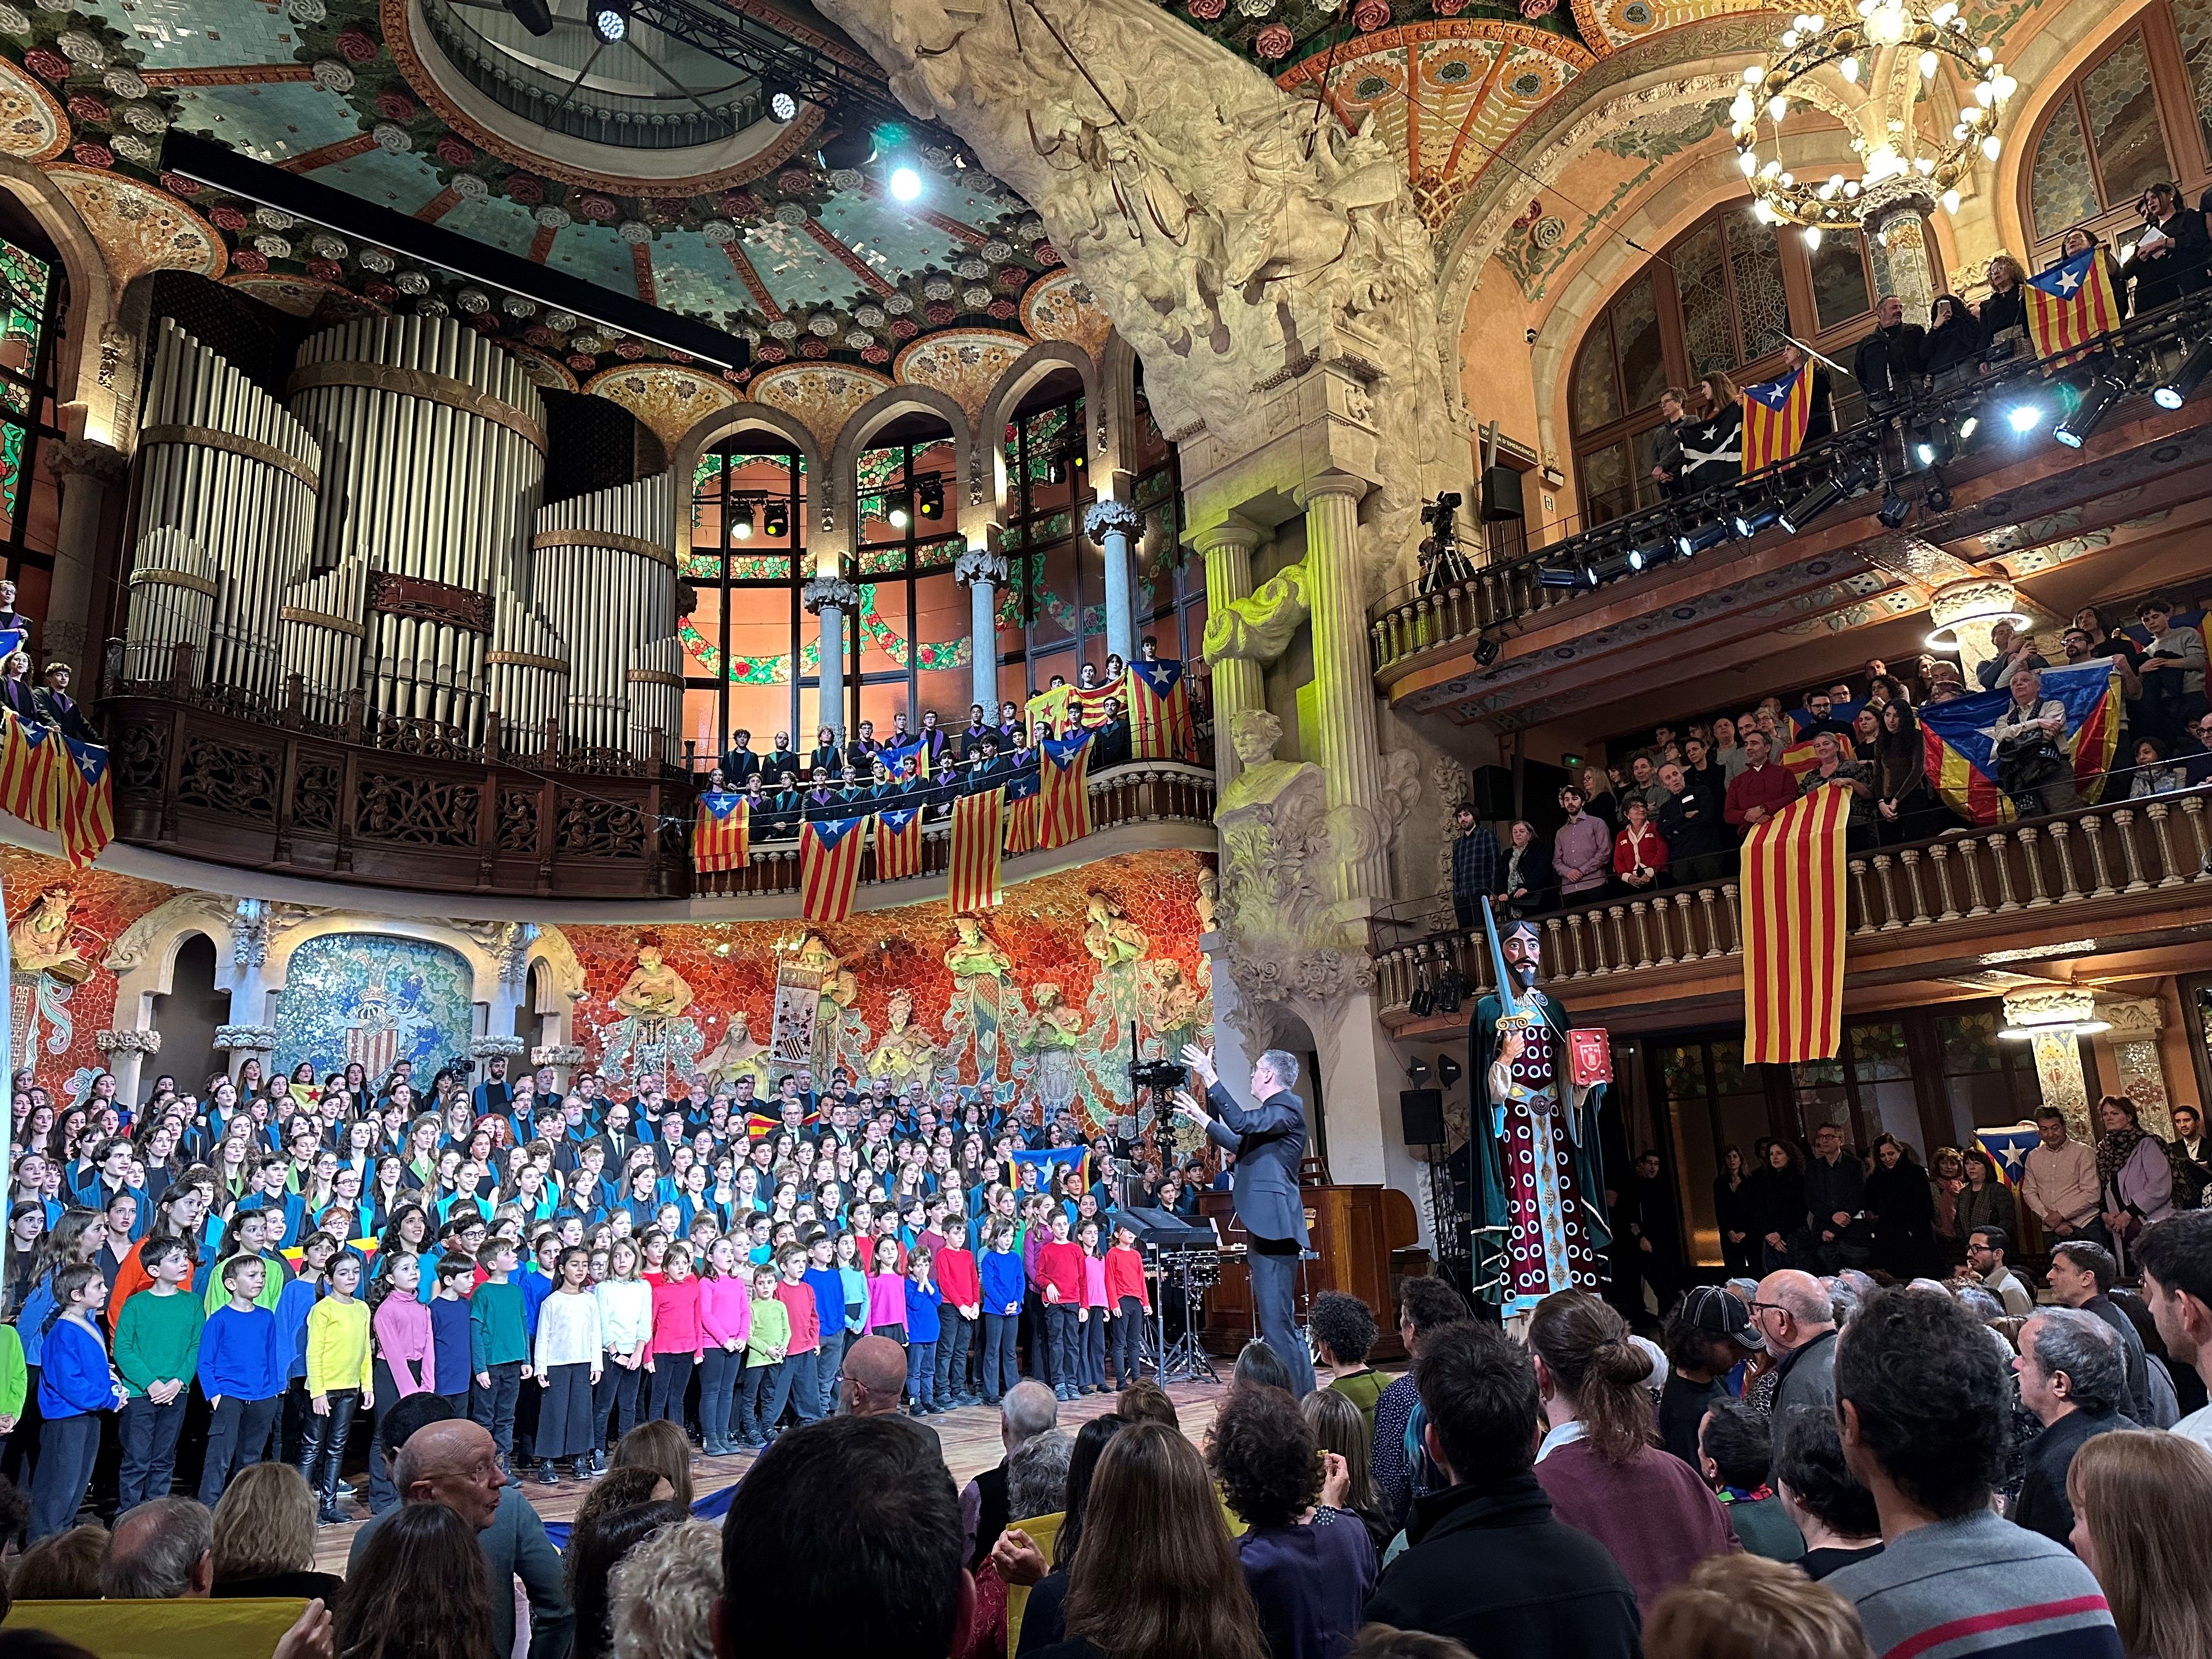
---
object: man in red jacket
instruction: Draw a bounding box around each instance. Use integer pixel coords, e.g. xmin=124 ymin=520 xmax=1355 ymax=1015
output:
xmin=1724 ymin=729 xmax=1800 ymax=830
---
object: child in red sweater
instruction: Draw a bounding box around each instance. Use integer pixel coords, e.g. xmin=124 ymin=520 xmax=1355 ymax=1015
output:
xmin=933 ymin=1233 xmax=983 ymax=1408
xmin=1104 ymin=1221 xmax=1153 ymax=1391
xmin=769 ymin=1245 xmax=823 ymax=1436
xmin=1035 ymin=1211 xmax=1086 ymax=1402
xmin=647 ymin=1242 xmax=703 ymax=1428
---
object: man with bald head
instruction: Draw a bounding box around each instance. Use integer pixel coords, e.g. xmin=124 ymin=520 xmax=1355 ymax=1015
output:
xmin=347 ymin=1398 xmax=572 ymax=1659
xmin=1751 ymin=1268 xmax=1839 ymax=1419
xmin=840 ymin=1333 xmax=944 ymax=1459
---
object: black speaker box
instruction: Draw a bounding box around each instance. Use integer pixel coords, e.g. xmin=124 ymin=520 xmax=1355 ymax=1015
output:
xmin=1400 ymin=1087 xmax=1444 ymax=1144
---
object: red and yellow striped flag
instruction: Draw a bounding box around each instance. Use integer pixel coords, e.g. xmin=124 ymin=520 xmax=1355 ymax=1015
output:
xmin=1127 ymin=659 xmax=1194 ymax=761
xmin=691 ymin=792 xmax=750 ymax=873
xmin=948 ymin=786 xmax=1005 ymax=915
xmin=799 ymin=815 xmax=867 ymax=924
xmin=876 ymin=805 xmax=923 ymax=880
xmin=57 ymin=736 xmax=112 ymax=868
xmin=1740 ymin=786 xmax=1850 ymax=1064
xmin=1002 ymin=766 xmax=1042 ymax=856
xmin=0 ymin=712 xmax=61 ymax=832
xmin=2025 ymin=248 xmax=2121 ymax=365
xmin=1740 ymin=364 xmax=1813 ymax=473
xmin=1067 ymin=680 xmax=1115 ymax=731
xmin=1039 ymin=731 xmax=1093 ymax=850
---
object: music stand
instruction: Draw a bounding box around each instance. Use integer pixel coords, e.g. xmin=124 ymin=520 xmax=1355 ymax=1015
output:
xmin=1119 ymin=1206 xmax=1220 ymax=1385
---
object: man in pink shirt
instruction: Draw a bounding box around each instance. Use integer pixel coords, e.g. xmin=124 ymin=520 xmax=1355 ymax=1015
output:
xmin=1552 ymin=785 xmax=1611 ymax=900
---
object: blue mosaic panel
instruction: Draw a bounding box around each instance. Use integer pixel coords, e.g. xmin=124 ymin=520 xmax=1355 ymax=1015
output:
xmin=273 ymin=933 xmax=477 ymax=1086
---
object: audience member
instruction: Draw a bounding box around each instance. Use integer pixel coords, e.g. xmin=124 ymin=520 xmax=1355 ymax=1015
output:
xmin=1341 ymin=1630 xmax=1473 ymax=1659
xmin=1371 ymin=1278 xmax=1469 ymax=1526
xmin=1003 ymin=1412 xmax=1124 ymax=1655
xmin=1308 ymin=1294 xmax=1385 ymax=1436
xmin=2137 ymin=1209 xmax=2212 ymax=1448
xmin=1208 ymin=1383 xmax=1375 ymax=1659
xmin=2022 ymin=1108 xmax=2103 ymax=1251
xmin=1114 ymin=1380 xmax=1180 ymax=1430
xmin=1301 ymin=1389 xmax=1392 ymax=1559
xmin=842 ymin=1332 xmax=943 ymax=1457
xmin=9 ymin=1523 xmax=109 ymax=1599
xmin=1773 ymin=1407 xmax=1882 ymax=1581
xmin=1364 ymin=1319 xmax=1638 ymax=1658
xmin=1526 ymin=1292 xmax=1737 ymax=1616
xmin=2066 ymin=1429 xmax=2212 ymax=1659
xmin=1697 ymin=1401 xmax=1803 ymax=1562
xmin=1645 ymin=1554 xmax=1872 ymax=1659
xmin=98 ymin=1496 xmax=213 ymax=1599
xmin=1826 ymin=1288 xmax=2120 ymax=1657
xmin=337 ymin=1501 xmax=498 ymax=1659
xmin=1752 ymin=1269 xmax=1838 ymax=1417
xmin=964 ymin=1378 xmax=1059 ymax=1567
xmin=210 ymin=1463 xmax=348 ymax=1603
xmin=608 ymin=1517 xmax=720 ymax=1659
xmin=607 ymin=1419 xmax=694 ymax=1508
xmin=1963 ymin=1225 xmax=2033 ymax=1318
xmin=2045 ymin=1240 xmax=2151 ymax=1424
xmin=1658 ymin=1286 xmax=1754 ymax=1466
xmin=2012 ymin=1308 xmax=2135 ymax=1544
xmin=569 ymin=1498 xmax=689 ymax=1659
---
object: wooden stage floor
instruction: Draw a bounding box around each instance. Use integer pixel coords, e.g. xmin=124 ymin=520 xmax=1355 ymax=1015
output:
xmin=313 ymin=1376 xmax=1231 ymax=1572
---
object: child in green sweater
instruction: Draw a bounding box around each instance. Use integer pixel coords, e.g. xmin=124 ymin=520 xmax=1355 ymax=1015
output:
xmin=738 ymin=1263 xmax=789 ymax=1448
xmin=113 ymin=1233 xmax=205 ymax=1510
xmin=470 ymin=1238 xmax=531 ymax=1473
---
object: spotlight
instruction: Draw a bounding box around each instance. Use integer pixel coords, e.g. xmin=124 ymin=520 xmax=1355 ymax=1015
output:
xmin=2055 ymin=374 xmax=2127 ymax=448
xmin=763 ymin=80 xmax=800 ymax=123
xmin=1875 ymin=483 xmax=1911 ymax=529
xmin=1914 ymin=420 xmax=1955 ymax=469
xmin=888 ymin=501 xmax=910 ymax=529
xmin=2005 ymin=400 xmax=2045 ymax=434
xmin=2156 ymin=336 xmax=2212 ymax=410
xmin=1677 ymin=518 xmax=1735 ymax=556
xmin=1779 ymin=472 xmax=1847 ymax=534
xmin=1628 ymin=531 xmax=1674 ymax=571
xmin=590 ymin=0 xmax=629 ymax=42
xmin=915 ymin=474 xmax=944 ymax=520
xmin=500 ymin=0 xmax=554 ymax=33
xmin=730 ymin=502 xmax=754 ymax=541
xmin=763 ymin=500 xmax=789 ymax=539
xmin=1537 ymin=565 xmax=1582 ymax=589
xmin=888 ymin=165 xmax=923 ymax=203
xmin=1923 ymin=469 xmax=1952 ymax=513
xmin=820 ymin=127 xmax=876 ymax=171
xmin=1474 ymin=635 xmax=1501 ymax=667
xmin=1733 ymin=499 xmax=1782 ymax=538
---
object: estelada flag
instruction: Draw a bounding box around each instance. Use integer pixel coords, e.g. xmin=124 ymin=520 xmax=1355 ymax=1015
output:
xmin=1002 ymin=764 xmax=1043 ymax=856
xmin=1128 ymin=658 xmax=1195 ymax=761
xmin=878 ymin=736 xmax=930 ymax=781
xmin=799 ymin=814 xmax=867 ymax=923
xmin=691 ymin=792 xmax=750 ymax=873
xmin=1739 ymin=785 xmax=1850 ymax=1064
xmin=1039 ymin=729 xmax=1093 ymax=850
xmin=1740 ymin=363 xmax=1813 ymax=473
xmin=876 ymin=804 xmax=923 ymax=880
xmin=58 ymin=736 xmax=112 ymax=868
xmin=1025 ymin=682 xmax=1074 ymax=741
xmin=1916 ymin=659 xmax=2120 ymax=825
xmin=949 ymin=787 xmax=1005 ymax=915
xmin=0 ymin=711 xmax=60 ymax=832
xmin=1972 ymin=1125 xmax=2041 ymax=1189
xmin=2025 ymin=247 xmax=2121 ymax=366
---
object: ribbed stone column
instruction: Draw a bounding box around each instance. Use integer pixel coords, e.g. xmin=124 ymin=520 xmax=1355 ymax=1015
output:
xmin=803 ymin=576 xmax=857 ymax=744
xmin=955 ymin=545 xmax=1004 ymax=715
xmin=1192 ymin=515 xmax=1262 ymax=788
xmin=1299 ymin=473 xmax=1389 ymax=903
xmin=1086 ymin=498 xmax=1141 ymax=666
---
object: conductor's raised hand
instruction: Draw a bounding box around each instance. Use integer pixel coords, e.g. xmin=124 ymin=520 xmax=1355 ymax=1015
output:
xmin=1179 ymin=1043 xmax=1218 ymax=1086
xmin=1170 ymin=1088 xmax=1206 ymax=1124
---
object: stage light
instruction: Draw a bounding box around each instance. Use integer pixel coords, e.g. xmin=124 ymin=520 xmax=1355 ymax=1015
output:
xmin=1677 ymin=518 xmax=1735 ymax=556
xmin=916 ymin=474 xmax=944 ymax=520
xmin=888 ymin=501 xmax=910 ymax=529
xmin=763 ymin=501 xmax=789 ymax=539
xmin=1474 ymin=635 xmax=1501 ymax=666
xmin=1779 ymin=473 xmax=1846 ymax=534
xmin=1923 ymin=469 xmax=1952 ymax=512
xmin=1536 ymin=565 xmax=1582 ymax=589
xmin=2054 ymin=374 xmax=2126 ymax=448
xmin=1628 ymin=531 xmax=1674 ymax=571
xmin=763 ymin=81 xmax=799 ymax=122
xmin=730 ymin=502 xmax=754 ymax=541
xmin=820 ymin=128 xmax=874 ymax=170
xmin=501 ymin=0 xmax=554 ymax=34
xmin=2005 ymin=400 xmax=2045 ymax=433
xmin=1733 ymin=499 xmax=1782 ymax=538
xmin=590 ymin=0 xmax=629 ymax=42
xmin=1958 ymin=414 xmax=1979 ymax=440
xmin=2156 ymin=336 xmax=2212 ymax=409
xmin=888 ymin=165 xmax=923 ymax=203
xmin=1876 ymin=483 xmax=1911 ymax=528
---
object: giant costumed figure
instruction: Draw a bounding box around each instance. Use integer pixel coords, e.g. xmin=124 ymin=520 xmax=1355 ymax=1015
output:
xmin=1468 ymin=899 xmax=1611 ymax=1316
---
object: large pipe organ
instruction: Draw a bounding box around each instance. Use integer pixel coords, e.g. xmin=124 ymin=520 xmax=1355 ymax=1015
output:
xmin=122 ymin=313 xmax=683 ymax=769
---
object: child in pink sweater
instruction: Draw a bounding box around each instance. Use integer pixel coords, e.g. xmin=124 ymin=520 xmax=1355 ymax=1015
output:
xmin=647 ymin=1243 xmax=704 ymax=1430
xmin=696 ymin=1236 xmax=751 ymax=1456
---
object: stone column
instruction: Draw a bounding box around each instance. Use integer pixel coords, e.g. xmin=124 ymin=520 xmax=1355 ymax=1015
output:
xmin=43 ymin=438 xmax=125 ymax=672
xmin=2095 ymin=995 xmax=2173 ymax=1138
xmin=212 ymin=1023 xmax=278 ymax=1086
xmin=94 ymin=1027 xmax=162 ymax=1107
xmin=1297 ymin=473 xmax=1390 ymax=904
xmin=2002 ymin=986 xmax=2095 ymax=1142
xmin=955 ymin=542 xmax=1006 ymax=715
xmin=802 ymin=577 xmax=859 ymax=745
xmin=1086 ymin=498 xmax=1141 ymax=667
xmin=1190 ymin=515 xmax=1262 ymax=787
xmin=531 ymin=1042 xmax=586 ymax=1092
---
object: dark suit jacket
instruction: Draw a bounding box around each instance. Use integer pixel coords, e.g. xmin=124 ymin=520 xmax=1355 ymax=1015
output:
xmin=1202 ymin=1079 xmax=1310 ymax=1246
xmin=0 ymin=678 xmax=36 ymax=721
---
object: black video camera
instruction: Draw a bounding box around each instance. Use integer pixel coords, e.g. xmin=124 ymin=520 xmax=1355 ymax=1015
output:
xmin=1419 ymin=492 xmax=1463 ymax=527
xmin=1130 ymin=1057 xmax=1188 ymax=1092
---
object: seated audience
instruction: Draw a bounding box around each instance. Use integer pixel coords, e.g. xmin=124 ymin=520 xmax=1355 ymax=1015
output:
xmin=963 ymin=1379 xmax=1060 ymax=1567
xmin=338 ymin=1500 xmax=498 ymax=1659
xmin=2011 ymin=1307 xmax=2136 ymax=1544
xmin=1308 ymin=1293 xmax=1386 ymax=1436
xmin=1696 ymin=1401 xmax=1803 ymax=1562
xmin=9 ymin=1525 xmax=109 ymax=1600
xmin=1301 ymin=1389 xmax=1393 ymax=1559
xmin=209 ymin=1463 xmax=348 ymax=1604
xmin=569 ymin=1499 xmax=690 ymax=1659
xmin=608 ymin=1517 xmax=721 ymax=1659
xmin=98 ymin=1496 xmax=213 ymax=1599
xmin=1003 ymin=1413 xmax=1124 ymax=1654
xmin=2065 ymin=1429 xmax=2212 ymax=1659
xmin=608 ymin=1419 xmax=694 ymax=1509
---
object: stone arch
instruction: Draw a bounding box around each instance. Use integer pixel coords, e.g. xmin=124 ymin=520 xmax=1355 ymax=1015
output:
xmin=977 ymin=340 xmax=1101 ymax=510
xmin=1994 ymin=0 xmax=2165 ymax=255
xmin=670 ymin=403 xmax=829 ymax=509
xmin=0 ymin=155 xmax=121 ymax=443
xmin=101 ymin=892 xmax=242 ymax=1034
xmin=828 ymin=384 xmax=977 ymax=548
xmin=523 ymin=925 xmax=588 ymax=1051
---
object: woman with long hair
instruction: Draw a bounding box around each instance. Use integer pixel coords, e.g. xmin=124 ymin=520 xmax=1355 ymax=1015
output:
xmin=1978 ymin=253 xmax=2028 ymax=367
xmin=1300 ymin=1387 xmax=1392 ymax=1557
xmin=1874 ymin=702 xmax=1940 ymax=843
xmin=1527 ymin=1291 xmax=1736 ymax=1618
xmin=1678 ymin=371 xmax=1742 ymax=492
xmin=1746 ymin=1139 xmax=1804 ymax=1273
xmin=1924 ymin=294 xmax=1980 ymax=390
xmin=2068 ymin=1429 xmax=2212 ymax=1658
xmin=1863 ymin=1135 xmax=1936 ymax=1281
xmin=1713 ymin=1146 xmax=1753 ymax=1280
xmin=337 ymin=1501 xmax=498 ymax=1659
xmin=2094 ymin=1094 xmax=2174 ymax=1274
xmin=209 ymin=1462 xmax=347 ymax=1602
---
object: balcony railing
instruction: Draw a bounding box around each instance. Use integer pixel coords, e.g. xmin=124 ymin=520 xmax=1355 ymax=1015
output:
xmin=1369 ymin=296 xmax=2209 ymax=681
xmin=1370 ymin=792 xmax=2212 ymax=1021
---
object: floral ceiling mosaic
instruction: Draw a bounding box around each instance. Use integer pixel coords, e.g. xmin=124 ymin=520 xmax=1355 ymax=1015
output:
xmin=0 ymin=0 xmax=1119 ymax=388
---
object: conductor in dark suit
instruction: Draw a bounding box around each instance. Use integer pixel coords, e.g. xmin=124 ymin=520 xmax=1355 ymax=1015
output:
xmin=1173 ymin=1041 xmax=1316 ymax=1398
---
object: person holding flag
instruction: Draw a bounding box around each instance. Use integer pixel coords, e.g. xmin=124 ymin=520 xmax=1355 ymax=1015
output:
xmin=1741 ymin=351 xmax=1814 ymax=474
xmin=2026 ymin=233 xmax=2126 ymax=363
xmin=1991 ymin=665 xmax=2085 ymax=817
xmin=1678 ymin=370 xmax=1743 ymax=490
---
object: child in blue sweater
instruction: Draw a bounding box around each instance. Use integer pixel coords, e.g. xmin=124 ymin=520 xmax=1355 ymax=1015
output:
xmin=903 ymin=1245 xmax=943 ymax=1414
xmin=31 ymin=1263 xmax=127 ymax=1540
xmin=196 ymin=1255 xmax=286 ymax=1505
xmin=978 ymin=1221 xmax=1025 ymax=1404
xmin=430 ymin=1252 xmax=475 ymax=1417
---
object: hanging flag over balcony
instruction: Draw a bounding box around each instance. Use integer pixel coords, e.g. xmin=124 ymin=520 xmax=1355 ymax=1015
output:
xmin=1740 ymin=786 xmax=1850 ymax=1064
xmin=1916 ymin=660 xmax=2120 ymax=826
xmin=1040 ymin=730 xmax=1093 ymax=850
xmin=1741 ymin=363 xmax=1813 ymax=472
xmin=1128 ymin=658 xmax=1195 ymax=762
xmin=58 ymin=736 xmax=112 ymax=870
xmin=0 ymin=713 xmax=62 ymax=835
xmin=691 ymin=793 xmax=750 ymax=874
xmin=876 ymin=804 xmax=923 ymax=881
xmin=949 ymin=787 xmax=1005 ymax=916
xmin=799 ymin=815 xmax=867 ymax=924
xmin=2025 ymin=247 xmax=2121 ymax=365
xmin=1002 ymin=765 xmax=1043 ymax=857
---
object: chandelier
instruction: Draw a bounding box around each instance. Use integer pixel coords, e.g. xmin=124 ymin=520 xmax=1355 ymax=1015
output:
xmin=1730 ymin=0 xmax=2016 ymax=244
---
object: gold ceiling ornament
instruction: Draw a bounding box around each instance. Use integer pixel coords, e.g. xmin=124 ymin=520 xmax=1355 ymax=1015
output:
xmin=1729 ymin=0 xmax=2014 ymax=245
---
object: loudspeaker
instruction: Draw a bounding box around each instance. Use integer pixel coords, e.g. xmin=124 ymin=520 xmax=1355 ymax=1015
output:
xmin=1481 ymin=463 xmax=1525 ymax=522
xmin=1400 ymin=1087 xmax=1444 ymax=1144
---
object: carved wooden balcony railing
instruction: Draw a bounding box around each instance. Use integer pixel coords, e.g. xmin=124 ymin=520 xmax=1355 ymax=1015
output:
xmin=1369 ymin=793 xmax=2212 ymax=1024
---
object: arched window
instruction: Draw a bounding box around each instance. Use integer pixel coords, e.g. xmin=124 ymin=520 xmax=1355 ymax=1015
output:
xmin=1128 ymin=366 xmax=1206 ymax=665
xmin=0 ymin=195 xmax=65 ymax=614
xmin=1000 ymin=373 xmax=1098 ymax=703
xmin=853 ymin=412 xmax=964 ymax=741
xmin=1566 ymin=198 xmax=1878 ymax=529
xmin=683 ymin=435 xmax=810 ymax=768
xmin=2023 ymin=2 xmax=2212 ymax=259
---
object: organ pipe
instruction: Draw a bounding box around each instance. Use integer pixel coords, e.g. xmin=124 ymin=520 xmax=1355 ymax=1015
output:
xmin=528 ymin=471 xmax=678 ymax=763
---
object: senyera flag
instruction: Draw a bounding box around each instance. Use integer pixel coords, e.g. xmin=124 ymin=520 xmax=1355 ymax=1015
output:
xmin=1040 ymin=729 xmax=1093 ymax=850
xmin=799 ymin=814 xmax=868 ymax=924
xmin=1916 ymin=659 xmax=2120 ymax=826
xmin=691 ymin=792 xmax=750 ymax=874
xmin=876 ymin=804 xmax=923 ymax=881
xmin=1741 ymin=363 xmax=1813 ymax=473
xmin=1740 ymin=786 xmax=1850 ymax=1064
xmin=948 ymin=786 xmax=1006 ymax=916
xmin=1128 ymin=658 xmax=1195 ymax=762
xmin=2024 ymin=247 xmax=2121 ymax=366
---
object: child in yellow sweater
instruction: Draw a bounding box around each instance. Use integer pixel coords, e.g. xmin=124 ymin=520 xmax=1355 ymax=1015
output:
xmin=303 ymin=1251 xmax=373 ymax=1524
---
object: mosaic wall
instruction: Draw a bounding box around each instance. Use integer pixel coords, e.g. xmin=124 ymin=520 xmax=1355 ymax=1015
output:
xmin=271 ymin=933 xmax=477 ymax=1086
